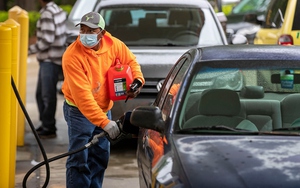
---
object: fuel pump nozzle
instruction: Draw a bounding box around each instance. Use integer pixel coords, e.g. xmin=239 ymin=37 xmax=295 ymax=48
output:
xmin=104 ymin=111 xmax=138 ymax=145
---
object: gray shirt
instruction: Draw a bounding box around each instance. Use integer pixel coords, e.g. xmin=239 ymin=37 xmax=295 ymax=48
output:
xmin=29 ymin=1 xmax=67 ymax=65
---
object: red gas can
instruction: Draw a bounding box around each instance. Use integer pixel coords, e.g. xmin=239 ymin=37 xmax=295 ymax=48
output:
xmin=108 ymin=59 xmax=133 ymax=101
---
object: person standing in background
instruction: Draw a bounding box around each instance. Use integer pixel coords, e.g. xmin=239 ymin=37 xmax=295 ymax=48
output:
xmin=28 ymin=0 xmax=67 ymax=138
xmin=62 ymin=12 xmax=144 ymax=188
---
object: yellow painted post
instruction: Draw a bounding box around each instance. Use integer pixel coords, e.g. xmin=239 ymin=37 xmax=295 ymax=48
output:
xmin=14 ymin=10 xmax=29 ymax=146
xmin=0 ymin=25 xmax=12 ymax=188
xmin=8 ymin=6 xmax=22 ymax=21
xmin=1 ymin=18 xmax=20 ymax=188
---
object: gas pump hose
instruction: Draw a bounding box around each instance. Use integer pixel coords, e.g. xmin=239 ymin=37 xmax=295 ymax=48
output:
xmin=11 ymin=76 xmax=105 ymax=188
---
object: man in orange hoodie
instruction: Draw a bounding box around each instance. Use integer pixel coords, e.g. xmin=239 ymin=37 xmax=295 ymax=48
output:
xmin=61 ymin=12 xmax=144 ymax=188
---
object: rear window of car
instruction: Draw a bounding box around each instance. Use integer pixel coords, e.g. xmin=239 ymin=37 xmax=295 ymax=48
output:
xmin=100 ymin=6 xmax=223 ymax=46
xmin=69 ymin=0 xmax=98 ymax=21
xmin=292 ymin=0 xmax=300 ymax=30
xmin=263 ymin=0 xmax=288 ymax=28
xmin=231 ymin=0 xmax=271 ymax=14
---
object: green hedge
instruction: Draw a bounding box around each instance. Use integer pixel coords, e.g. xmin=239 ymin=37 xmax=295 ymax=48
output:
xmin=28 ymin=11 xmax=40 ymax=37
xmin=0 ymin=11 xmax=8 ymax=22
xmin=0 ymin=5 xmax=72 ymax=38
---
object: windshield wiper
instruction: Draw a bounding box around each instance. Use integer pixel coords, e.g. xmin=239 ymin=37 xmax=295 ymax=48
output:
xmin=164 ymin=43 xmax=180 ymax=46
xmin=179 ymin=125 xmax=256 ymax=133
xmin=258 ymin=131 xmax=300 ymax=136
xmin=270 ymin=126 xmax=300 ymax=135
xmin=178 ymin=126 xmax=300 ymax=136
xmin=273 ymin=126 xmax=300 ymax=131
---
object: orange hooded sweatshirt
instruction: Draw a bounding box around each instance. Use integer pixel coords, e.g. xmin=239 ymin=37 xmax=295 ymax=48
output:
xmin=62 ymin=32 xmax=145 ymax=128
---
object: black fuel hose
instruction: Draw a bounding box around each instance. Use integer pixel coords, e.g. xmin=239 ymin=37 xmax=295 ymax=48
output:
xmin=22 ymin=132 xmax=105 ymax=188
xmin=11 ymin=76 xmax=51 ymax=188
xmin=11 ymin=76 xmax=106 ymax=188
xmin=12 ymin=75 xmax=129 ymax=187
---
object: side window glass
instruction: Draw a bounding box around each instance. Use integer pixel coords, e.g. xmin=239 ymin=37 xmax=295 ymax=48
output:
xmin=264 ymin=0 xmax=288 ymax=28
xmin=160 ymin=57 xmax=190 ymax=121
xmin=292 ymin=0 xmax=300 ymax=30
xmin=156 ymin=56 xmax=186 ymax=108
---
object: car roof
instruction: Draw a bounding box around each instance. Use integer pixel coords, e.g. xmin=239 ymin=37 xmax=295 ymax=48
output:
xmin=198 ymin=45 xmax=300 ymax=62
xmin=98 ymin=0 xmax=211 ymax=8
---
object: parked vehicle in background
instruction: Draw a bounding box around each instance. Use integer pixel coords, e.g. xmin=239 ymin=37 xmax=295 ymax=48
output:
xmin=226 ymin=0 xmax=270 ymax=43
xmin=208 ymin=0 xmax=241 ymax=15
xmin=254 ymin=0 xmax=300 ymax=45
xmin=130 ymin=45 xmax=300 ymax=187
xmin=66 ymin=0 xmax=246 ymax=120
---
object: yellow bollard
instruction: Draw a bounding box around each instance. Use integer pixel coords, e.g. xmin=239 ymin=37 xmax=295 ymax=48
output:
xmin=8 ymin=6 xmax=22 ymax=21
xmin=0 ymin=18 xmax=20 ymax=188
xmin=15 ymin=10 xmax=29 ymax=146
xmin=0 ymin=25 xmax=12 ymax=188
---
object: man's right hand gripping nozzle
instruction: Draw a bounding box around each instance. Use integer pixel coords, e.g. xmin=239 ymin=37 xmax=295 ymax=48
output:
xmin=103 ymin=121 xmax=121 ymax=140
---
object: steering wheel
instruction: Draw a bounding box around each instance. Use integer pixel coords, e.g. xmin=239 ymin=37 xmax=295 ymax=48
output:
xmin=172 ymin=30 xmax=199 ymax=39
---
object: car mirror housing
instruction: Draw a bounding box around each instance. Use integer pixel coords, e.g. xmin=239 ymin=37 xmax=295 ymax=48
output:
xmin=130 ymin=106 xmax=165 ymax=133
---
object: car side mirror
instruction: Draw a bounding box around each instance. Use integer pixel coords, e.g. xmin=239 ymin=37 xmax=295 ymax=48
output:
xmin=130 ymin=106 xmax=165 ymax=134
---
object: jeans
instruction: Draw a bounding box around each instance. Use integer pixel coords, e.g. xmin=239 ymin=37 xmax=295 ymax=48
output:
xmin=36 ymin=61 xmax=62 ymax=131
xmin=63 ymin=101 xmax=111 ymax=188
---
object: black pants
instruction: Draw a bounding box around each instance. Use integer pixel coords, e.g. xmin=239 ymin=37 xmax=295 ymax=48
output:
xmin=36 ymin=61 xmax=62 ymax=131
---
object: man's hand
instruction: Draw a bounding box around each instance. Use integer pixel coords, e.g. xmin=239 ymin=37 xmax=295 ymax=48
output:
xmin=126 ymin=79 xmax=143 ymax=98
xmin=103 ymin=121 xmax=120 ymax=139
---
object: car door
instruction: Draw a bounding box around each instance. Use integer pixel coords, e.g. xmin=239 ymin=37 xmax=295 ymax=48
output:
xmin=137 ymin=53 xmax=193 ymax=188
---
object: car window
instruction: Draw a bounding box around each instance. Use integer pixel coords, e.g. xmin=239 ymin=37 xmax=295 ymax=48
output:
xmin=263 ymin=0 xmax=288 ymax=28
xmin=178 ymin=64 xmax=300 ymax=131
xmin=292 ymin=0 xmax=300 ymax=30
xmin=231 ymin=0 xmax=271 ymax=14
xmin=68 ymin=0 xmax=98 ymax=21
xmin=157 ymin=56 xmax=190 ymax=121
xmin=99 ymin=6 xmax=223 ymax=46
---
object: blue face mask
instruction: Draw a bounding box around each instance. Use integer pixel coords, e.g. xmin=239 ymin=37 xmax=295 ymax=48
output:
xmin=80 ymin=33 xmax=100 ymax=48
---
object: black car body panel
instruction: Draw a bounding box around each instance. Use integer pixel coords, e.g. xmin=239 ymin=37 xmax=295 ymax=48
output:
xmin=171 ymin=135 xmax=300 ymax=187
xmin=130 ymin=45 xmax=300 ymax=187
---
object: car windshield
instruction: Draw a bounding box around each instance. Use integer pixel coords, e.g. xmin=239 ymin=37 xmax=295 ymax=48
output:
xmin=100 ymin=6 xmax=223 ymax=46
xmin=177 ymin=65 xmax=300 ymax=135
xmin=231 ymin=0 xmax=271 ymax=14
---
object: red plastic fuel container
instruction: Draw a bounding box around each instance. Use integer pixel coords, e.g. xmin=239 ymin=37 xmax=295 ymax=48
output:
xmin=107 ymin=59 xmax=133 ymax=101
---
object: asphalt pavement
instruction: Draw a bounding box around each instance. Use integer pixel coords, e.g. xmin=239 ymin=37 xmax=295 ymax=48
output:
xmin=15 ymin=54 xmax=139 ymax=188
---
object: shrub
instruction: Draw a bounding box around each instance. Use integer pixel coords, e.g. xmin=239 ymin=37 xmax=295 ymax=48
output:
xmin=0 ymin=11 xmax=8 ymax=22
xmin=28 ymin=11 xmax=40 ymax=37
xmin=61 ymin=5 xmax=72 ymax=15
